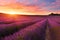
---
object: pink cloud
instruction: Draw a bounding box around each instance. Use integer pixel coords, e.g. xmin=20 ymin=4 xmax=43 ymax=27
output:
xmin=45 ymin=0 xmax=60 ymax=13
xmin=0 ymin=0 xmax=16 ymax=5
xmin=50 ymin=0 xmax=60 ymax=8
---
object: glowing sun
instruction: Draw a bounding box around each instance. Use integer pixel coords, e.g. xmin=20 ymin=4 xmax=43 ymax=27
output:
xmin=6 ymin=11 xmax=17 ymax=14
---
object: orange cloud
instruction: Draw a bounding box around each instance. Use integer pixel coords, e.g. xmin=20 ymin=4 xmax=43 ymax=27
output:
xmin=0 ymin=0 xmax=51 ymax=15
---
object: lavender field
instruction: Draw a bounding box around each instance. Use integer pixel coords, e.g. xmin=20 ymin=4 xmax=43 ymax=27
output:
xmin=0 ymin=14 xmax=60 ymax=40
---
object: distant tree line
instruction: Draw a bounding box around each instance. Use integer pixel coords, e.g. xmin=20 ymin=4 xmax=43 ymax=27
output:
xmin=49 ymin=13 xmax=60 ymax=16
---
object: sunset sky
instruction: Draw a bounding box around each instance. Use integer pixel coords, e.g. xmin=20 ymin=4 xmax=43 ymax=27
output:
xmin=0 ymin=0 xmax=59 ymax=15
